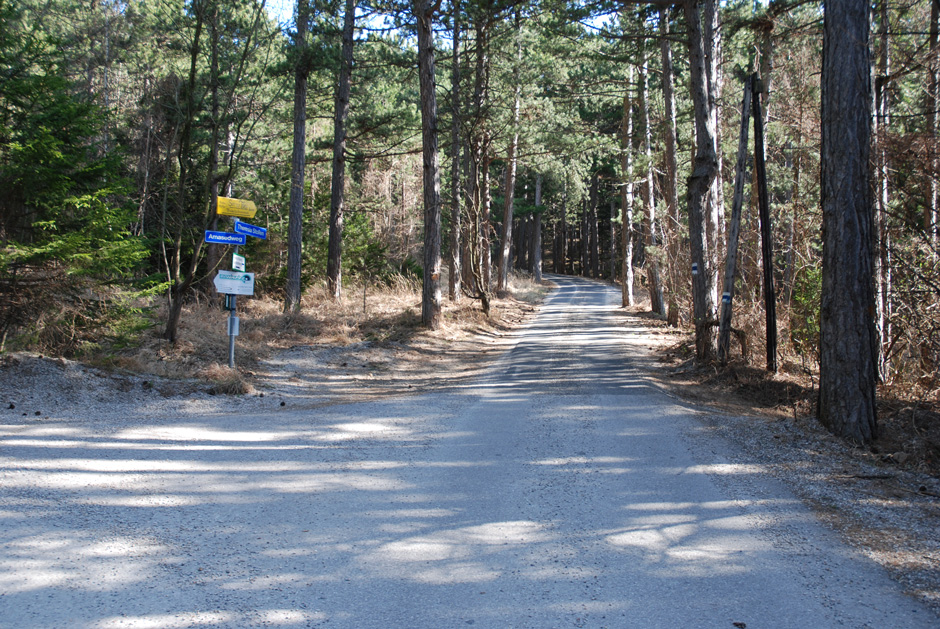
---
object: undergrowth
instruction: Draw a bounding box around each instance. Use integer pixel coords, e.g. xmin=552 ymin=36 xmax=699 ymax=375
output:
xmin=1 ymin=272 xmax=549 ymax=391
xmin=660 ymin=296 xmax=940 ymax=477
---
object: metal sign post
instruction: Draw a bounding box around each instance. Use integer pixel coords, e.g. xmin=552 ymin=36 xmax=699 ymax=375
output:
xmin=214 ymin=269 xmax=252 ymax=369
xmin=211 ymin=196 xmax=262 ymax=370
xmin=228 ymin=246 xmax=239 ymax=369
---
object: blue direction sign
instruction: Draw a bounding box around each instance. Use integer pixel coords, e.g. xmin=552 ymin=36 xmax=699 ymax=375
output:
xmin=234 ymin=220 xmax=267 ymax=240
xmin=205 ymin=231 xmax=246 ymax=246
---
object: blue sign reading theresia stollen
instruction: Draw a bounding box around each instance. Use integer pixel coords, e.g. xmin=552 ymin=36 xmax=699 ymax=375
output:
xmin=234 ymin=220 xmax=267 ymax=240
xmin=205 ymin=230 xmax=247 ymax=245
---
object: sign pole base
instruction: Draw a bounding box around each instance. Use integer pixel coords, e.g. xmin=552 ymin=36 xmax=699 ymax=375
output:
xmin=228 ymin=295 xmax=237 ymax=369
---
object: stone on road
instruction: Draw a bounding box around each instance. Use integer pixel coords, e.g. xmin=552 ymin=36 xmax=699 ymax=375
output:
xmin=1 ymin=276 xmax=934 ymax=628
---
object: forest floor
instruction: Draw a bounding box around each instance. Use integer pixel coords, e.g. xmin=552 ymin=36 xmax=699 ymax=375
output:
xmin=1 ymin=274 xmax=939 ymax=613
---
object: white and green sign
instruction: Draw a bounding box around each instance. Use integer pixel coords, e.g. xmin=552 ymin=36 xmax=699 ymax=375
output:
xmin=213 ymin=270 xmax=254 ymax=296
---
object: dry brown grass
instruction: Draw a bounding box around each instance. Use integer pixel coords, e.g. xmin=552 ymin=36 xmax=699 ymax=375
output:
xmin=197 ymin=363 xmax=256 ymax=395
xmin=653 ymin=306 xmax=940 ymax=478
xmin=106 ymin=273 xmax=550 ymax=393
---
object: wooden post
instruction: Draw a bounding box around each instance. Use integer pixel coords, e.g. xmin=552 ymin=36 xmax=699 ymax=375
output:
xmin=753 ymin=74 xmax=777 ymax=372
xmin=718 ymin=76 xmax=753 ymax=363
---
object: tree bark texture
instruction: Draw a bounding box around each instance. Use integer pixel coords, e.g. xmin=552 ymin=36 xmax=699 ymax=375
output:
xmin=753 ymin=82 xmax=777 ymax=373
xmin=560 ymin=186 xmax=569 ymax=274
xmin=609 ymin=198 xmax=617 ymax=281
xmin=552 ymin=220 xmax=563 ymax=274
xmin=621 ymin=69 xmax=635 ymax=307
xmin=466 ymin=141 xmax=482 ymax=290
xmin=481 ymin=147 xmax=492 ymax=288
xmin=745 ymin=5 xmax=776 ymax=299
xmin=531 ymin=173 xmax=543 ymax=281
xmin=718 ymin=76 xmax=752 ymax=364
xmin=660 ymin=7 xmax=681 ymax=324
xmin=639 ymin=51 xmax=664 ymax=315
xmin=462 ymin=142 xmax=477 ymax=290
xmin=416 ymin=0 xmax=442 ymax=328
xmin=703 ymin=0 xmax=725 ymax=252
xmin=448 ymin=1 xmax=462 ymax=301
xmin=874 ymin=0 xmax=891 ymax=379
xmin=514 ymin=213 xmax=525 ymax=269
xmin=327 ymin=0 xmax=356 ymax=300
xmin=497 ymin=8 xmax=521 ymax=294
xmin=164 ymin=4 xmax=205 ymax=343
xmin=580 ymin=203 xmax=588 ymax=276
xmin=818 ymin=0 xmax=877 ymax=443
xmin=589 ymin=172 xmax=599 ymax=278
xmin=284 ymin=0 xmax=309 ymax=313
xmin=930 ymin=0 xmax=940 ymax=246
xmin=205 ymin=7 xmax=222 ymax=302
xmin=684 ymin=0 xmax=720 ymax=360
xmin=464 ymin=19 xmax=491 ymax=307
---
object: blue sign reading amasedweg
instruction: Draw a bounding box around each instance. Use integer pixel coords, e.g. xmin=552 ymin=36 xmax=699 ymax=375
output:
xmin=205 ymin=231 xmax=247 ymax=245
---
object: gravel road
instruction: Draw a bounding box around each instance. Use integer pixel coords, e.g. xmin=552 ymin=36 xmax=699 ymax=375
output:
xmin=1 ymin=275 xmax=936 ymax=628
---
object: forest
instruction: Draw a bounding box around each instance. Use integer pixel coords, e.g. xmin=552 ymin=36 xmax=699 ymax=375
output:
xmin=0 ymin=0 xmax=937 ymax=444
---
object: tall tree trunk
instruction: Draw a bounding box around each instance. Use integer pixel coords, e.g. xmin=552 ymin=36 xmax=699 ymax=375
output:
xmin=929 ymin=0 xmax=940 ymax=248
xmin=781 ymin=141 xmax=798 ymax=305
xmin=448 ymin=0 xmax=462 ymax=301
xmin=718 ymin=76 xmax=752 ymax=364
xmin=164 ymin=2 xmax=206 ymax=343
xmin=415 ymin=0 xmax=443 ymax=328
xmin=327 ymin=0 xmax=356 ymax=299
xmin=466 ymin=143 xmax=483 ymax=291
xmin=497 ymin=8 xmax=521 ymax=294
xmin=560 ymin=184 xmax=569 ymax=274
xmin=621 ymin=67 xmax=636 ymax=307
xmin=481 ymin=143 xmax=492 ymax=288
xmin=743 ymin=12 xmax=775 ymax=301
xmin=609 ymin=198 xmax=617 ymax=281
xmin=461 ymin=145 xmax=476 ymax=290
xmin=205 ymin=3 xmax=223 ymax=303
xmin=704 ymin=0 xmax=725 ymax=252
xmin=753 ymin=79 xmax=777 ymax=372
xmin=580 ymin=202 xmax=588 ymax=276
xmin=741 ymin=6 xmax=776 ymax=303
xmin=684 ymin=0 xmax=721 ymax=360
xmin=464 ymin=19 xmax=490 ymax=309
xmin=758 ymin=9 xmax=774 ymax=127
xmin=589 ymin=172 xmax=599 ymax=278
xmin=818 ymin=0 xmax=877 ymax=443
xmin=551 ymin=220 xmax=558 ymax=273
xmin=134 ymin=77 xmax=154 ymax=237
xmin=660 ymin=8 xmax=681 ymax=324
xmin=874 ymin=0 xmax=891 ymax=378
xmin=531 ymin=173 xmax=543 ymax=281
xmin=640 ymin=48 xmax=664 ymax=315
xmin=466 ymin=141 xmax=481 ymax=290
xmin=284 ymin=0 xmax=310 ymax=313
xmin=102 ymin=2 xmax=112 ymax=151
xmin=516 ymin=213 xmax=528 ymax=269
xmin=157 ymin=76 xmax=182 ymax=285
xmin=465 ymin=149 xmax=482 ymax=290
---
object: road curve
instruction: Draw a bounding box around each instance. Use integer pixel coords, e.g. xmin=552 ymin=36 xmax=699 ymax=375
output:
xmin=1 ymin=275 xmax=935 ymax=628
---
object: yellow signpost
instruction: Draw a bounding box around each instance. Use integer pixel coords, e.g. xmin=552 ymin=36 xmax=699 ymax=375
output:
xmin=216 ymin=196 xmax=257 ymax=219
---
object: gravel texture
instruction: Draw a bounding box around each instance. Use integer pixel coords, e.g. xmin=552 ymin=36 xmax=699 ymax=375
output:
xmin=1 ymin=275 xmax=938 ymax=627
